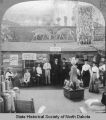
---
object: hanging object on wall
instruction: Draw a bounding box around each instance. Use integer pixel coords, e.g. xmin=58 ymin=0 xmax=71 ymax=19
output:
xmin=100 ymin=0 xmax=106 ymax=10
xmin=3 ymin=59 xmax=10 ymax=63
xmin=37 ymin=54 xmax=48 ymax=63
xmin=10 ymin=55 xmax=18 ymax=66
xmin=22 ymin=53 xmax=36 ymax=60
xmin=77 ymin=5 xmax=94 ymax=44
xmin=50 ymin=47 xmax=61 ymax=52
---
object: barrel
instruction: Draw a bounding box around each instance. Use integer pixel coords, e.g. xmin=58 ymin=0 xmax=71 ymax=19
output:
xmin=2 ymin=93 xmax=12 ymax=113
xmin=1 ymin=82 xmax=6 ymax=92
xmin=13 ymin=87 xmax=20 ymax=100
xmin=0 ymin=97 xmax=4 ymax=113
xmin=8 ymin=90 xmax=16 ymax=113
xmin=5 ymin=80 xmax=10 ymax=91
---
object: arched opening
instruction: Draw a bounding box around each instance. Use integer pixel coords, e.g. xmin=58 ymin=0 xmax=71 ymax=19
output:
xmin=1 ymin=0 xmax=105 ymax=43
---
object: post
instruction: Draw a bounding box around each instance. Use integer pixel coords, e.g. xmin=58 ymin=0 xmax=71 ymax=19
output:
xmin=0 ymin=24 xmax=2 ymax=82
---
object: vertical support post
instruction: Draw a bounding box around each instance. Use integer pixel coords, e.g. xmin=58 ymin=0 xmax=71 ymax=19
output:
xmin=0 ymin=21 xmax=2 ymax=82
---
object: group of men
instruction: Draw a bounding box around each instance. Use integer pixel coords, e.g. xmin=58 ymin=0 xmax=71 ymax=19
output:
xmin=29 ymin=58 xmax=70 ymax=86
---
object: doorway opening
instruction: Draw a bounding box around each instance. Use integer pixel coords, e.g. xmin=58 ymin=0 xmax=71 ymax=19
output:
xmin=49 ymin=54 xmax=61 ymax=86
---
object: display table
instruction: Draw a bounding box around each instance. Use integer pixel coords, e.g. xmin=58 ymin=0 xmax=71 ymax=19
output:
xmin=63 ymin=87 xmax=84 ymax=100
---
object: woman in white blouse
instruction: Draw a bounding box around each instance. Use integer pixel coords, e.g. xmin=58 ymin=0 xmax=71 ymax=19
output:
xmin=89 ymin=61 xmax=99 ymax=93
xmin=81 ymin=59 xmax=92 ymax=87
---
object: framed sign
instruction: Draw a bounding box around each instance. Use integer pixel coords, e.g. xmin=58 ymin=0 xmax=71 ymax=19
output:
xmin=22 ymin=53 xmax=37 ymax=60
xmin=50 ymin=47 xmax=61 ymax=52
xmin=10 ymin=55 xmax=18 ymax=66
xmin=3 ymin=59 xmax=10 ymax=63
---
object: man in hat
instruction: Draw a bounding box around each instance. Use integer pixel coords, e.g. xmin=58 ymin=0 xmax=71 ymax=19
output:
xmin=52 ymin=58 xmax=60 ymax=86
xmin=60 ymin=58 xmax=69 ymax=86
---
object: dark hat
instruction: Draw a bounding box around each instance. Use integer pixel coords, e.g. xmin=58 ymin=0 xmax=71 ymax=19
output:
xmin=84 ymin=59 xmax=88 ymax=61
xmin=55 ymin=58 xmax=58 ymax=60
xmin=62 ymin=58 xmax=66 ymax=60
xmin=92 ymin=61 xmax=97 ymax=64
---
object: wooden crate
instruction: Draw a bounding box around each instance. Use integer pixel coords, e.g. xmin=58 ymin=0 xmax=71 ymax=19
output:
xmin=14 ymin=98 xmax=35 ymax=113
xmin=63 ymin=87 xmax=84 ymax=100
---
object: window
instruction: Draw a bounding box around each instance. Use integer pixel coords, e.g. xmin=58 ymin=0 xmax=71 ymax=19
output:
xmin=24 ymin=60 xmax=35 ymax=69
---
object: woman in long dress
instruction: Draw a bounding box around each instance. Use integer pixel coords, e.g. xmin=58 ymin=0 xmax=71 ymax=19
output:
xmin=81 ymin=59 xmax=91 ymax=87
xmin=89 ymin=61 xmax=99 ymax=93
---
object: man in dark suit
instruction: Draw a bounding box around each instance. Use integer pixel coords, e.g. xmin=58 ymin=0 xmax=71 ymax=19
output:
xmin=30 ymin=67 xmax=37 ymax=86
xmin=52 ymin=59 xmax=61 ymax=86
xmin=60 ymin=58 xmax=70 ymax=86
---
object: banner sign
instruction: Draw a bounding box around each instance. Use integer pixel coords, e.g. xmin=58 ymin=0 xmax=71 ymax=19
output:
xmin=50 ymin=47 xmax=61 ymax=52
xmin=3 ymin=59 xmax=10 ymax=63
xmin=10 ymin=55 xmax=18 ymax=66
xmin=22 ymin=53 xmax=37 ymax=60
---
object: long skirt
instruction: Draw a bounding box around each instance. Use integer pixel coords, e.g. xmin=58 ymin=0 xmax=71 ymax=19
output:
xmin=82 ymin=70 xmax=90 ymax=87
xmin=103 ymin=71 xmax=106 ymax=87
xmin=89 ymin=73 xmax=99 ymax=93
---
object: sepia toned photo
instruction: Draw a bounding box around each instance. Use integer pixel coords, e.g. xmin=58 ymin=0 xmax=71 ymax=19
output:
xmin=0 ymin=0 xmax=106 ymax=119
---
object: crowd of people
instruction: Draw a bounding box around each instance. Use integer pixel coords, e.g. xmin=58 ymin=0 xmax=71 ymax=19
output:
xmin=4 ymin=56 xmax=106 ymax=93
xmin=64 ymin=57 xmax=106 ymax=93
xmin=23 ymin=58 xmax=70 ymax=86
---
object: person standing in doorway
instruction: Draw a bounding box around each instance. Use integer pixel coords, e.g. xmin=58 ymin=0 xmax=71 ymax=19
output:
xmin=31 ymin=66 xmax=37 ymax=86
xmin=52 ymin=58 xmax=60 ymax=86
xmin=14 ymin=72 xmax=20 ymax=87
xmin=43 ymin=59 xmax=51 ymax=85
xmin=60 ymin=58 xmax=69 ymax=86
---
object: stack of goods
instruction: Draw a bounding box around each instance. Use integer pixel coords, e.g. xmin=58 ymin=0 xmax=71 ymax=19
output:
xmin=0 ymin=78 xmax=20 ymax=113
xmin=0 ymin=76 xmax=35 ymax=113
xmin=63 ymin=80 xmax=84 ymax=100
